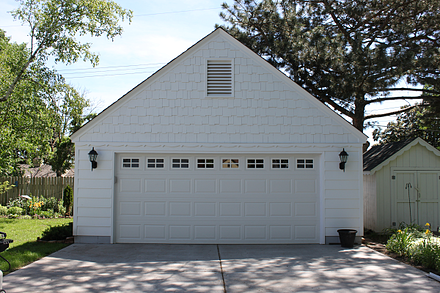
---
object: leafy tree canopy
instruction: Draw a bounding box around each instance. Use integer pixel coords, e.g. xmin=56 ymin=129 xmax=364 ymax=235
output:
xmin=2 ymin=0 xmax=133 ymax=102
xmin=373 ymin=90 xmax=440 ymax=148
xmin=0 ymin=29 xmax=94 ymax=176
xmin=219 ymin=0 xmax=440 ymax=131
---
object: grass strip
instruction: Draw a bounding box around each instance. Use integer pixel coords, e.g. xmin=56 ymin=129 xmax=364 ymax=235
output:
xmin=0 ymin=218 xmax=72 ymax=274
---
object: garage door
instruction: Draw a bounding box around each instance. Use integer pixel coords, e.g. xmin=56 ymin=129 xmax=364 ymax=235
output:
xmin=114 ymin=154 xmax=320 ymax=244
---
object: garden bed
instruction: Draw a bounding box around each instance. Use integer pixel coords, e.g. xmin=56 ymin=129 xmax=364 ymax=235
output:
xmin=363 ymin=226 xmax=440 ymax=276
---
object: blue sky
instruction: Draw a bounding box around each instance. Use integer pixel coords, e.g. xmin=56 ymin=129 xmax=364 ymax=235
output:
xmin=1 ymin=0 xmax=229 ymax=110
xmin=0 ymin=0 xmax=417 ymax=144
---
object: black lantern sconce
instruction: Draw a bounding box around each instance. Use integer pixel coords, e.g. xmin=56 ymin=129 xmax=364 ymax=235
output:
xmin=339 ymin=148 xmax=348 ymax=172
xmin=88 ymin=147 xmax=98 ymax=171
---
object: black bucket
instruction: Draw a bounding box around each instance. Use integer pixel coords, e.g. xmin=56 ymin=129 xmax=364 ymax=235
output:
xmin=337 ymin=229 xmax=357 ymax=248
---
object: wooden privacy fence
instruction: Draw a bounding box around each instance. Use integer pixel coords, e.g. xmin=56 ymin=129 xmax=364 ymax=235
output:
xmin=0 ymin=177 xmax=74 ymax=206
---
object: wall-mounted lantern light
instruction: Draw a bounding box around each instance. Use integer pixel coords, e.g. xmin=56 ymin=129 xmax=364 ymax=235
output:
xmin=339 ymin=148 xmax=348 ymax=172
xmin=88 ymin=147 xmax=98 ymax=171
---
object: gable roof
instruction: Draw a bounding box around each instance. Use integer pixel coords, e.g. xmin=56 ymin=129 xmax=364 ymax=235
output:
xmin=71 ymin=28 xmax=367 ymax=143
xmin=363 ymin=137 xmax=440 ymax=173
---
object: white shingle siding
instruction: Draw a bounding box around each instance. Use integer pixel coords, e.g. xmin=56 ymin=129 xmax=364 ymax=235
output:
xmin=71 ymin=29 xmax=366 ymax=244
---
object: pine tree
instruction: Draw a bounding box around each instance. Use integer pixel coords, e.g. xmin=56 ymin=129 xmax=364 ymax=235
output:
xmin=219 ymin=0 xmax=440 ymax=131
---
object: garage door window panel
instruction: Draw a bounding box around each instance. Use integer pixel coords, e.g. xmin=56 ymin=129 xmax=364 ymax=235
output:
xmin=122 ymin=158 xmax=140 ymax=169
xmin=222 ymin=158 xmax=239 ymax=169
xmin=147 ymin=158 xmax=165 ymax=169
xmin=172 ymin=158 xmax=190 ymax=169
xmin=272 ymin=158 xmax=289 ymax=169
xmin=247 ymin=158 xmax=264 ymax=169
xmin=197 ymin=159 xmax=215 ymax=169
xmin=296 ymin=159 xmax=314 ymax=169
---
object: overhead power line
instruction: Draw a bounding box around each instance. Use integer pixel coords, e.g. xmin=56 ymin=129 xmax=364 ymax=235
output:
xmin=0 ymin=7 xmax=221 ymax=28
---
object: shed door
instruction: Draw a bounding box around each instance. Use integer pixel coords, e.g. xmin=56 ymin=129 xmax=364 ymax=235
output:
xmin=393 ymin=171 xmax=440 ymax=228
xmin=114 ymin=154 xmax=320 ymax=244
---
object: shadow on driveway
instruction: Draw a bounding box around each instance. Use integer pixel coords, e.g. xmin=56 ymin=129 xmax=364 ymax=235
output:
xmin=3 ymin=244 xmax=440 ymax=292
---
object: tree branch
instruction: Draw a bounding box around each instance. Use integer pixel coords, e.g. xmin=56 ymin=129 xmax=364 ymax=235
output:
xmin=365 ymin=105 xmax=418 ymax=120
xmin=365 ymin=95 xmax=438 ymax=105
xmin=373 ymin=88 xmax=440 ymax=95
xmin=321 ymin=0 xmax=355 ymax=48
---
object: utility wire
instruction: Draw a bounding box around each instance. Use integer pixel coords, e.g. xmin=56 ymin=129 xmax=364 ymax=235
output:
xmin=56 ymin=62 xmax=166 ymax=73
xmin=0 ymin=7 xmax=221 ymax=28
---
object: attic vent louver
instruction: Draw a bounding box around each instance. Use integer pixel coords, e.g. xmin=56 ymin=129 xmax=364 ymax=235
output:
xmin=207 ymin=60 xmax=233 ymax=96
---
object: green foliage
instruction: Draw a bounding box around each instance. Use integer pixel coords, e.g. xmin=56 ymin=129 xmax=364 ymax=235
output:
xmin=409 ymin=237 xmax=440 ymax=270
xmin=0 ymin=0 xmax=125 ymax=175
xmin=0 ymin=218 xmax=72 ymax=273
xmin=7 ymin=207 xmax=24 ymax=216
xmin=7 ymin=197 xmax=26 ymax=209
xmin=6 ymin=195 xmax=64 ymax=218
xmin=219 ymin=0 xmax=440 ymax=130
xmin=41 ymin=222 xmax=73 ymax=241
xmin=386 ymin=223 xmax=440 ymax=271
xmin=373 ymin=90 xmax=440 ymax=148
xmin=3 ymin=0 xmax=133 ymax=102
xmin=0 ymin=205 xmax=8 ymax=216
xmin=63 ymin=185 xmax=73 ymax=215
xmin=0 ymin=181 xmax=14 ymax=195
xmin=386 ymin=227 xmax=416 ymax=256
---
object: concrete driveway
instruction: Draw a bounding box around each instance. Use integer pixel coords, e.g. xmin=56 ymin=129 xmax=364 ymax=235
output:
xmin=3 ymin=244 xmax=440 ymax=292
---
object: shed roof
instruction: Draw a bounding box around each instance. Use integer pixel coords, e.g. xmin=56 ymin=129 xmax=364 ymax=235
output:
xmin=363 ymin=137 xmax=440 ymax=173
xmin=363 ymin=138 xmax=415 ymax=171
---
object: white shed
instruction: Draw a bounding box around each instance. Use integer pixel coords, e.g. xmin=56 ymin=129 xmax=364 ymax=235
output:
xmin=71 ymin=28 xmax=367 ymax=244
xmin=363 ymin=137 xmax=440 ymax=232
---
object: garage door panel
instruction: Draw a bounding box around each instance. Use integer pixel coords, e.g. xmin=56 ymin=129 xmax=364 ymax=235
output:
xmin=169 ymin=225 xmax=191 ymax=239
xmin=294 ymin=202 xmax=317 ymax=217
xmin=245 ymin=179 xmax=267 ymax=193
xmin=219 ymin=202 xmax=242 ymax=216
xmin=270 ymin=203 xmax=292 ymax=216
xmin=244 ymin=226 xmax=267 ymax=239
xmin=295 ymin=179 xmax=316 ymax=193
xmin=244 ymin=202 xmax=267 ymax=216
xmin=270 ymin=226 xmax=292 ymax=239
xmin=145 ymin=225 xmax=166 ymax=240
xmin=220 ymin=226 xmax=241 ymax=240
xmin=169 ymin=202 xmax=191 ymax=216
xmin=120 ymin=201 xmax=142 ymax=215
xmin=170 ymin=179 xmax=192 ymax=193
xmin=194 ymin=202 xmax=216 ymax=216
xmin=270 ymin=180 xmax=292 ymax=193
xmin=294 ymin=225 xmax=317 ymax=240
xmin=194 ymin=226 xmax=216 ymax=239
xmin=145 ymin=202 xmax=166 ymax=216
xmin=120 ymin=179 xmax=142 ymax=193
xmin=220 ymin=179 xmax=241 ymax=193
xmin=145 ymin=179 xmax=167 ymax=193
xmin=115 ymin=154 xmax=320 ymax=243
xmin=195 ymin=179 xmax=217 ymax=193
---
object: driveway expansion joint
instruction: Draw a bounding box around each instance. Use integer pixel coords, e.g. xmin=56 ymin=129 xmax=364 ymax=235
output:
xmin=217 ymin=245 xmax=227 ymax=293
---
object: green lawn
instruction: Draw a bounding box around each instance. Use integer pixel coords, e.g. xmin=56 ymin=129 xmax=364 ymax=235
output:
xmin=0 ymin=218 xmax=72 ymax=274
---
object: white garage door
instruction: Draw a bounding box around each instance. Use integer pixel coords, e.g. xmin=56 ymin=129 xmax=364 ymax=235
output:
xmin=114 ymin=154 xmax=320 ymax=244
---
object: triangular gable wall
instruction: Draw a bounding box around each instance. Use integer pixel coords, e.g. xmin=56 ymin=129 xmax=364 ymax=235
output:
xmin=370 ymin=138 xmax=440 ymax=174
xmin=71 ymin=28 xmax=366 ymax=144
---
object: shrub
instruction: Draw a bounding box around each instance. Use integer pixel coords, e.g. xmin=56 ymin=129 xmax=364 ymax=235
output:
xmin=7 ymin=207 xmax=23 ymax=216
xmin=41 ymin=222 xmax=73 ymax=241
xmin=408 ymin=235 xmax=440 ymax=270
xmin=38 ymin=210 xmax=54 ymax=218
xmin=7 ymin=197 xmax=26 ymax=209
xmin=0 ymin=205 xmax=7 ymax=216
xmin=63 ymin=185 xmax=73 ymax=215
xmin=386 ymin=227 xmax=416 ymax=256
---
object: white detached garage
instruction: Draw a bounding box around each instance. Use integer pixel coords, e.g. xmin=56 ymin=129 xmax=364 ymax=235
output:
xmin=71 ymin=28 xmax=367 ymax=244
